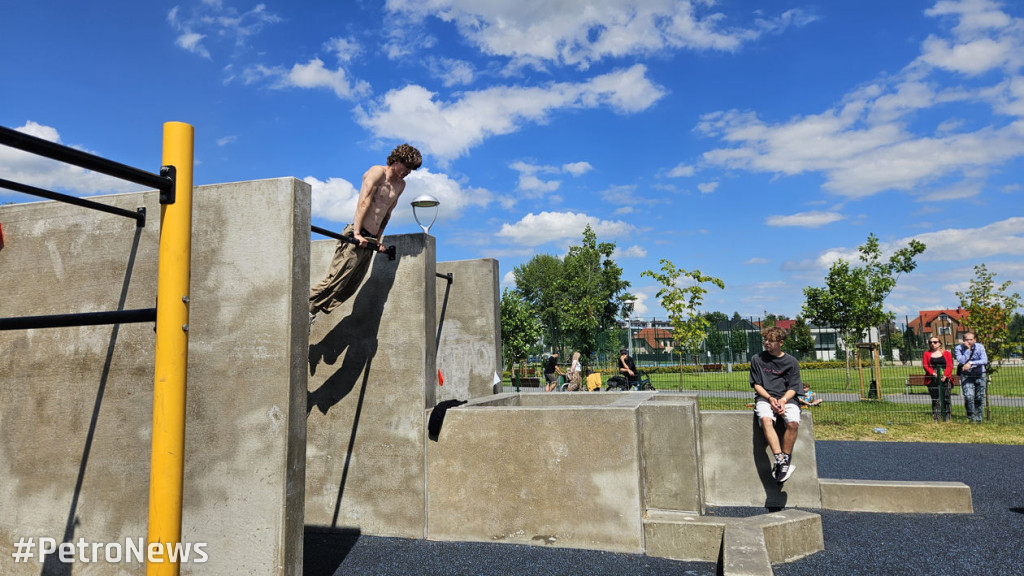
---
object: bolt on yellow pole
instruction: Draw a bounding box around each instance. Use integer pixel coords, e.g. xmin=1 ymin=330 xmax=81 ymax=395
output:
xmin=147 ymin=122 xmax=194 ymax=576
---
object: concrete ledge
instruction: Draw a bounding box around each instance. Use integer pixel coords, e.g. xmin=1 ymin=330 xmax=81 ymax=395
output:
xmin=819 ymin=478 xmax=974 ymax=513
xmin=644 ymin=509 xmax=823 ymax=573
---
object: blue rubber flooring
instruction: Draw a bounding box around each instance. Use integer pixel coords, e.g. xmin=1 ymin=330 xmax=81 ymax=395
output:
xmin=306 ymin=441 xmax=1024 ymax=575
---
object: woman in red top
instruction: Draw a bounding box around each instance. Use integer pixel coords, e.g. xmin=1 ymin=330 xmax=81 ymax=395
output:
xmin=923 ymin=337 xmax=954 ymax=422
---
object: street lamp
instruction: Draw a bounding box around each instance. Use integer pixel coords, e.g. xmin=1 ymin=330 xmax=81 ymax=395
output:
xmin=623 ymin=300 xmax=635 ymax=358
xmin=411 ymin=194 xmax=440 ymax=234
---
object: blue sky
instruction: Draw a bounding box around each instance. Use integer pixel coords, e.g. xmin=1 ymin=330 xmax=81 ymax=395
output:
xmin=2 ymin=0 xmax=1023 ymax=322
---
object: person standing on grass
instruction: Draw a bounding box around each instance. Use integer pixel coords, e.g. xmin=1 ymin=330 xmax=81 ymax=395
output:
xmin=954 ymin=332 xmax=988 ymax=423
xmin=923 ymin=337 xmax=954 ymax=422
xmin=750 ymin=326 xmax=803 ymax=484
xmin=543 ymin=352 xmax=565 ymax=392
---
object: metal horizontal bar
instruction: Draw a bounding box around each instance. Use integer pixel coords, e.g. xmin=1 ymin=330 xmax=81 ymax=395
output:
xmin=311 ymin=224 xmax=344 ymax=241
xmin=0 ymin=178 xmax=146 ymax=225
xmin=0 ymin=308 xmax=157 ymax=331
xmin=0 ymin=125 xmax=172 ymax=193
xmin=436 ymin=272 xmax=453 ymax=283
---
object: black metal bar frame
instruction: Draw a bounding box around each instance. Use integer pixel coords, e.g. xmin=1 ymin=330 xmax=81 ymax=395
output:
xmin=0 ymin=308 xmax=157 ymax=331
xmin=311 ymin=225 xmax=396 ymax=261
xmin=0 ymin=124 xmax=174 ymax=330
xmin=0 ymin=125 xmax=174 ymax=203
xmin=0 ymin=177 xmax=146 ymax=226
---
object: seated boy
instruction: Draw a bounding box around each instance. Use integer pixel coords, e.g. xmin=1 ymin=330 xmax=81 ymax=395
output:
xmin=749 ymin=326 xmax=803 ymax=484
xmin=798 ymin=384 xmax=822 ymax=407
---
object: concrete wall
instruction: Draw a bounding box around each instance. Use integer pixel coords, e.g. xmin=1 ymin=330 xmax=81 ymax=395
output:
xmin=435 ymin=258 xmax=501 ymax=402
xmin=304 ymin=233 xmax=436 ymax=539
xmin=0 ymin=178 xmax=309 ymax=575
xmin=426 ymin=393 xmax=647 ymax=553
xmin=700 ymin=410 xmax=821 ymax=509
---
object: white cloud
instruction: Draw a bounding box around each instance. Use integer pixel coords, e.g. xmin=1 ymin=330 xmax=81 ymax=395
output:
xmin=355 ymin=64 xmax=666 ymax=162
xmin=613 ymin=245 xmax=647 ymax=259
xmin=666 ymin=163 xmax=696 ymax=177
xmin=245 ymin=58 xmax=371 ymax=100
xmin=782 ymin=216 xmax=1024 ymax=273
xmin=0 ymin=121 xmax=148 ymax=197
xmin=510 ymin=161 xmax=561 ymax=194
xmin=745 ymin=257 xmax=770 ymax=265
xmin=765 ymin=211 xmax=845 ymax=228
xmin=324 ymin=37 xmax=361 ymax=63
xmin=167 ymin=2 xmax=280 ymax=60
xmin=562 ymin=161 xmax=593 ymax=176
xmin=496 ymin=211 xmax=634 ymax=246
xmin=386 ymin=0 xmax=815 ymax=68
xmin=306 ymin=167 xmax=493 ymax=227
xmin=696 ymin=1 xmax=1024 ymax=199
xmin=697 ymin=181 xmax=718 ymax=194
xmin=216 ymin=135 xmax=237 ymax=146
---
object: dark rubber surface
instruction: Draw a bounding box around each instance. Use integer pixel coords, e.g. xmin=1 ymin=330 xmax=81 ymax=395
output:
xmin=305 ymin=441 xmax=1024 ymax=575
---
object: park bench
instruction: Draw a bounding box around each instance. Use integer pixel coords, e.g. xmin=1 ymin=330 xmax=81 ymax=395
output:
xmin=905 ymin=373 xmax=960 ymax=394
xmin=514 ymin=367 xmax=541 ymax=387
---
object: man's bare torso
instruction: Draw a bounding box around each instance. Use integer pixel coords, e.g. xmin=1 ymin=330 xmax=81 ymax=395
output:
xmin=359 ymin=164 xmax=406 ymax=235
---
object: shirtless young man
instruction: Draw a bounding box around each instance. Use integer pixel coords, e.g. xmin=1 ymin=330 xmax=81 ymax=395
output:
xmin=309 ymin=144 xmax=422 ymax=328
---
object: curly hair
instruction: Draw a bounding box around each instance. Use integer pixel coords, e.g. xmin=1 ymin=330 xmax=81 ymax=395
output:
xmin=762 ymin=325 xmax=788 ymax=343
xmin=387 ymin=143 xmax=422 ymax=170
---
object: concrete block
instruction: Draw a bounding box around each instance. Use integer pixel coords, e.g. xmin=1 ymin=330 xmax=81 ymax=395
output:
xmin=759 ymin=509 xmax=823 ymax=563
xmin=643 ymin=510 xmax=723 ymax=562
xmin=644 ymin=509 xmax=823 ymax=574
xmin=722 ymin=524 xmax=772 ymax=576
xmin=427 ymin=399 xmax=645 ymax=553
xmin=0 ymin=178 xmax=311 ymax=575
xmin=639 ymin=396 xmax=703 ymax=514
xmin=819 ymin=478 xmax=974 ymax=513
xmin=699 ymin=411 xmax=821 ymax=509
xmin=305 ymin=233 xmax=436 ymax=539
xmin=435 ymin=258 xmax=501 ymax=402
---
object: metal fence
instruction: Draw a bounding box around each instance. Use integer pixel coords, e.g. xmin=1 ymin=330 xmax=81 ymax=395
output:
xmin=507 ymin=316 xmax=1024 ymax=425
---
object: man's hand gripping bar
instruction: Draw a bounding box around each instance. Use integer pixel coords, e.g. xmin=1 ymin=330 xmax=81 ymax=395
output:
xmin=343 ymin=234 xmax=397 ymax=261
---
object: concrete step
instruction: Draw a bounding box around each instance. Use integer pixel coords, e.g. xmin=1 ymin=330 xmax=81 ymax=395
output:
xmin=819 ymin=478 xmax=973 ymax=513
xmin=644 ymin=508 xmax=823 ymax=575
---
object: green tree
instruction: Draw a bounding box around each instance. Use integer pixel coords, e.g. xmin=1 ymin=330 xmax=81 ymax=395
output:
xmin=705 ymin=328 xmax=726 ymax=360
xmin=783 ymin=316 xmax=816 ymax=360
xmin=558 ymin=225 xmax=632 ymax=358
xmin=499 ymin=288 xmax=543 ymax=372
xmin=730 ymin=328 xmax=748 ymax=361
xmin=802 ymin=233 xmax=926 ymax=388
xmin=1008 ymin=313 xmax=1024 ymax=357
xmin=956 ymin=264 xmax=1022 ymax=370
xmin=879 ymin=321 xmax=905 ymax=364
xmin=513 ymin=254 xmax=565 ymax=352
xmin=511 ymin=226 xmax=631 ymax=358
xmin=642 ymin=260 xmax=725 ymax=386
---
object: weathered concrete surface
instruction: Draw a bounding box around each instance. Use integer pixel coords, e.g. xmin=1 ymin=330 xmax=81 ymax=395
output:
xmin=426 ymin=394 xmax=646 ymax=553
xmin=435 ymin=258 xmax=501 ymax=402
xmin=700 ymin=410 xmax=821 ymax=509
xmin=305 ymin=233 xmax=436 ymax=539
xmin=639 ymin=394 xmax=703 ymax=514
xmin=0 ymin=178 xmax=310 ymax=575
xmin=644 ymin=508 xmax=823 ymax=575
xmin=819 ymin=478 xmax=974 ymax=513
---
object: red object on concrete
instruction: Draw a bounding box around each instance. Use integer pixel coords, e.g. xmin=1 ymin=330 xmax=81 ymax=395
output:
xmin=0 ymin=222 xmax=5 ymax=250
xmin=438 ymin=369 xmax=444 ymax=386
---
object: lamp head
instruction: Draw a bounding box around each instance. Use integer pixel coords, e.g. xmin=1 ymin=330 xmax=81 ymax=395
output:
xmin=411 ymin=194 xmax=440 ymax=233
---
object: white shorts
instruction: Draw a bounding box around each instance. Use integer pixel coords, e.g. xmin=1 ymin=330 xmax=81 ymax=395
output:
xmin=754 ymin=398 xmax=801 ymax=426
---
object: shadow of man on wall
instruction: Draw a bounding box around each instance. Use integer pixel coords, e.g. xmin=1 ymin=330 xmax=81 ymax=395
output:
xmin=306 ymin=252 xmax=398 ymax=416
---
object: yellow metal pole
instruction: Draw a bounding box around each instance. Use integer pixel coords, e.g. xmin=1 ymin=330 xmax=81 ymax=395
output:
xmin=147 ymin=122 xmax=194 ymax=576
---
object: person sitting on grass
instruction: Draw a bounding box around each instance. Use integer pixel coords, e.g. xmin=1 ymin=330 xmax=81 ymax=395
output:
xmin=798 ymin=384 xmax=823 ymax=407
